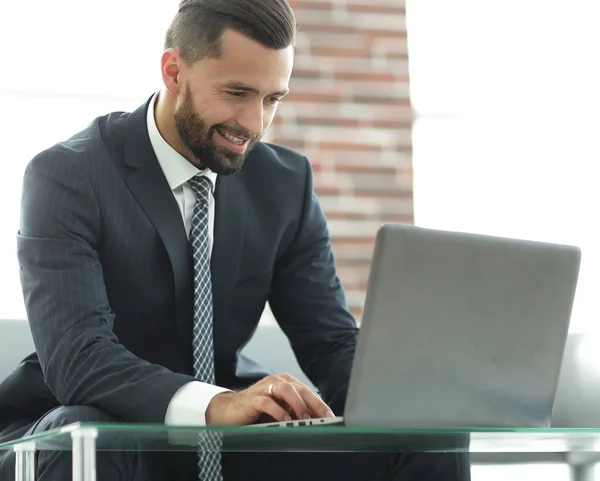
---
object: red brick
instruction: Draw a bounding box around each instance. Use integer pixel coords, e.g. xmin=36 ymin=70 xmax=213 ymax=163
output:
xmin=370 ymin=119 xmax=413 ymax=129
xmin=330 ymin=235 xmax=376 ymax=245
xmin=352 ymin=94 xmax=411 ymax=106
xmin=362 ymin=29 xmax=407 ymax=39
xmin=289 ymin=1 xmax=333 ymax=11
xmin=286 ymin=91 xmax=343 ymax=103
xmin=381 ymin=214 xmax=413 ymax=223
xmin=292 ymin=68 xmax=325 ymax=80
xmin=395 ymin=143 xmax=413 ymax=153
xmin=332 ymin=71 xmax=399 ymax=82
xmin=353 ymin=187 xmax=413 ymax=198
xmin=318 ymin=141 xmax=383 ymax=152
xmin=326 ymin=211 xmax=374 ymax=221
xmin=295 ymin=116 xmax=368 ymax=128
xmin=334 ymin=163 xmax=399 ymax=175
xmin=315 ymin=185 xmax=343 ymax=196
xmin=346 ymin=4 xmax=406 ymax=15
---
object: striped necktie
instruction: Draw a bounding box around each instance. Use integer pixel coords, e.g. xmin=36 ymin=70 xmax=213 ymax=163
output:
xmin=188 ymin=175 xmax=223 ymax=481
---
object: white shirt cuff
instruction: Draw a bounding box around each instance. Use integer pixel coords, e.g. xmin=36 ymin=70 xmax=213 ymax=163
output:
xmin=165 ymin=381 xmax=231 ymax=426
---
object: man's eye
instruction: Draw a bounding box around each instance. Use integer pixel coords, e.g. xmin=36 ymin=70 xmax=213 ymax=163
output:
xmin=229 ymin=91 xmax=245 ymax=97
xmin=266 ymin=97 xmax=282 ymax=105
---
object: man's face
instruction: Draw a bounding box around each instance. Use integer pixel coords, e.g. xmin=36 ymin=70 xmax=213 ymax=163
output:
xmin=174 ymin=29 xmax=294 ymax=175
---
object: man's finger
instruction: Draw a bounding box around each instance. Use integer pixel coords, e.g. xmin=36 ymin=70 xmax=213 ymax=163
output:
xmin=271 ymin=374 xmax=335 ymax=419
xmin=293 ymin=383 xmax=335 ymax=418
xmin=253 ymin=395 xmax=292 ymax=423
xmin=268 ymin=381 xmax=311 ymax=420
xmin=277 ymin=374 xmax=326 ymax=403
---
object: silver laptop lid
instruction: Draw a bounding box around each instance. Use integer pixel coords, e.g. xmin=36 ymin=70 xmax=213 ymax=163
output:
xmin=344 ymin=224 xmax=581 ymax=428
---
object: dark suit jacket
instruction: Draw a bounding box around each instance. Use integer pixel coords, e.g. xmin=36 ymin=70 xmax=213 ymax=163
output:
xmin=0 ymin=98 xmax=358 ymax=436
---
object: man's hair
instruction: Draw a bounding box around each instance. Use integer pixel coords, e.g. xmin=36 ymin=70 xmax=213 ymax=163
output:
xmin=165 ymin=0 xmax=297 ymax=64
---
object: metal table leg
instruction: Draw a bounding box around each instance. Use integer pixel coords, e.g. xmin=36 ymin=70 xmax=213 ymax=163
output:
xmin=14 ymin=441 xmax=36 ymax=481
xmin=571 ymin=463 xmax=597 ymax=481
xmin=71 ymin=428 xmax=98 ymax=481
xmin=567 ymin=452 xmax=600 ymax=481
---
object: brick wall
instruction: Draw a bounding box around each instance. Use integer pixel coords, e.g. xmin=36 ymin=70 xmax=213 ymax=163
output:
xmin=268 ymin=0 xmax=413 ymax=320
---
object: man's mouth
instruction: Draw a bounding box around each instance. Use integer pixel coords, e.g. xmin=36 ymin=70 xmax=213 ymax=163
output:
xmin=215 ymin=127 xmax=248 ymax=146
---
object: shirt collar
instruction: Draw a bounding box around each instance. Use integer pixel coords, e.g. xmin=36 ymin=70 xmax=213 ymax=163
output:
xmin=146 ymin=91 xmax=217 ymax=193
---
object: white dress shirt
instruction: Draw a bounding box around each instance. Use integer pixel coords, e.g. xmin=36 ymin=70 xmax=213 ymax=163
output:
xmin=146 ymin=91 xmax=230 ymax=426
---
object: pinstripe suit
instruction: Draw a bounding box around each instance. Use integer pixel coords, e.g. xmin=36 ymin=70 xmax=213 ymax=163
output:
xmin=0 ymin=98 xmax=469 ymax=480
xmin=0 ymin=96 xmax=358 ymax=476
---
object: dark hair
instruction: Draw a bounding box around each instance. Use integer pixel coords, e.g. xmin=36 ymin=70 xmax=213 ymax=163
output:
xmin=165 ymin=0 xmax=297 ymax=64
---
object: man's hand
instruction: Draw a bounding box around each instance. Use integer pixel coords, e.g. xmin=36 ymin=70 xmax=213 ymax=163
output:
xmin=205 ymin=373 xmax=336 ymax=426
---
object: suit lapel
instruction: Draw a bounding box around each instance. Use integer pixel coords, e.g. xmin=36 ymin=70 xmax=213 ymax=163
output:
xmin=211 ymin=174 xmax=246 ymax=327
xmin=122 ymin=101 xmax=194 ymax=355
xmin=121 ymin=99 xmax=248 ymax=360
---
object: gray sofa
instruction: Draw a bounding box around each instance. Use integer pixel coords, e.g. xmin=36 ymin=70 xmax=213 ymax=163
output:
xmin=0 ymin=320 xmax=35 ymax=382
xmin=1 ymin=319 xmax=599 ymax=428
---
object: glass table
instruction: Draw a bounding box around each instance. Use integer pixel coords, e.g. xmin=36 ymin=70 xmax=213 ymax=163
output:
xmin=3 ymin=423 xmax=600 ymax=481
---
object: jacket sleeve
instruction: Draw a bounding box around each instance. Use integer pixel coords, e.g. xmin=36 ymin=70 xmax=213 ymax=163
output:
xmin=268 ymin=157 xmax=359 ymax=415
xmin=17 ymin=148 xmax=195 ymax=423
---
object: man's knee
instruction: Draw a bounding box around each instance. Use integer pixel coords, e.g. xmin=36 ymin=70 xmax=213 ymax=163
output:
xmin=35 ymin=405 xmax=122 ymax=432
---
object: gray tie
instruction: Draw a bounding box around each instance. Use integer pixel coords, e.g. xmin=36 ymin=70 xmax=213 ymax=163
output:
xmin=188 ymin=175 xmax=223 ymax=481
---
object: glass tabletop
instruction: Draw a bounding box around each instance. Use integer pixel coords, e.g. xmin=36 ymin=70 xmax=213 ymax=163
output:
xmin=3 ymin=424 xmax=600 ymax=453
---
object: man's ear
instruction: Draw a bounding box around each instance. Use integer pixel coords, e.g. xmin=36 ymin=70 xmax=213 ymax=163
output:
xmin=161 ymin=48 xmax=184 ymax=96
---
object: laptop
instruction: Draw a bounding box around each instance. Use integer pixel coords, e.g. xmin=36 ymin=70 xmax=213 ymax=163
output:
xmin=257 ymin=223 xmax=581 ymax=428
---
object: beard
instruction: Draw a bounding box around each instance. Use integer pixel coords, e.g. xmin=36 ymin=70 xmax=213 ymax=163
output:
xmin=174 ymin=84 xmax=261 ymax=175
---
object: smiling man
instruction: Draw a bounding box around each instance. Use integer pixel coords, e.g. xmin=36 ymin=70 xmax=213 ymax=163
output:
xmin=164 ymin=27 xmax=291 ymax=176
xmin=0 ymin=1 xmax=469 ymax=480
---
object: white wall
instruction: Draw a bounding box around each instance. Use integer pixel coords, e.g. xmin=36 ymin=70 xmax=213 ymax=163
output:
xmin=407 ymin=0 xmax=600 ymax=334
xmin=0 ymin=1 xmax=179 ymax=319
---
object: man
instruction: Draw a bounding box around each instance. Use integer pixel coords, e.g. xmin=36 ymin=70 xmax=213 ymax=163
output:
xmin=0 ymin=0 xmax=470 ymax=479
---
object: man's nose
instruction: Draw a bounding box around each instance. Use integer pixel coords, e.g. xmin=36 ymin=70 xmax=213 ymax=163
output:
xmin=237 ymin=101 xmax=264 ymax=137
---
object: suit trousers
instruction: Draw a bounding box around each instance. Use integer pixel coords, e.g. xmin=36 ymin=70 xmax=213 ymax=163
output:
xmin=0 ymin=406 xmax=471 ymax=481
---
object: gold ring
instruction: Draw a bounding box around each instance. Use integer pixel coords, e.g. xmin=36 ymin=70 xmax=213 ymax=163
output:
xmin=267 ymin=383 xmax=276 ymax=398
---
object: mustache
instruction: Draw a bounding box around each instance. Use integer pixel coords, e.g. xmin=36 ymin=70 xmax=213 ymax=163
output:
xmin=211 ymin=124 xmax=258 ymax=141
